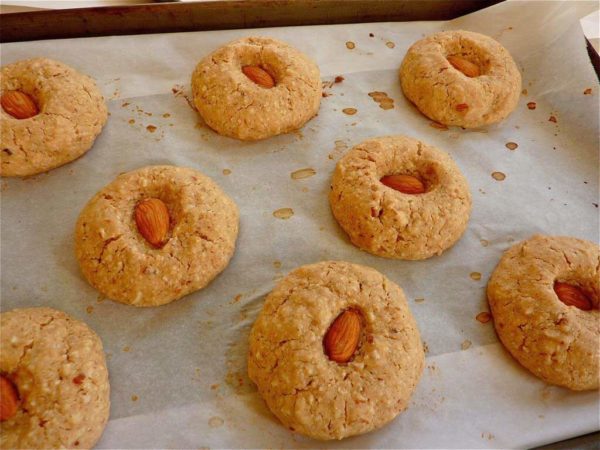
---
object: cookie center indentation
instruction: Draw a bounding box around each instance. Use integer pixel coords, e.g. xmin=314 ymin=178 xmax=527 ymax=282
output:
xmin=380 ymin=174 xmax=426 ymax=195
xmin=447 ymin=55 xmax=481 ymax=78
xmin=0 ymin=374 xmax=20 ymax=421
xmin=554 ymin=281 xmax=593 ymax=311
xmin=242 ymin=65 xmax=276 ymax=88
xmin=1 ymin=90 xmax=39 ymax=119
xmin=134 ymin=198 xmax=171 ymax=248
xmin=323 ymin=308 xmax=362 ymax=363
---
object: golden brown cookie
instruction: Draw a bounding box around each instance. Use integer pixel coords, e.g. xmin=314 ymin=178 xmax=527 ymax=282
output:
xmin=329 ymin=135 xmax=471 ymax=260
xmin=191 ymin=36 xmax=321 ymax=140
xmin=75 ymin=165 xmax=239 ymax=307
xmin=487 ymin=235 xmax=599 ymax=390
xmin=1 ymin=58 xmax=108 ymax=177
xmin=400 ymin=30 xmax=521 ymax=128
xmin=248 ymin=261 xmax=424 ymax=440
xmin=0 ymin=307 xmax=110 ymax=449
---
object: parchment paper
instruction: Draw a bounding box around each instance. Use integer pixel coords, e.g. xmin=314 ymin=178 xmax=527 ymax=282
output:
xmin=1 ymin=1 xmax=599 ymax=448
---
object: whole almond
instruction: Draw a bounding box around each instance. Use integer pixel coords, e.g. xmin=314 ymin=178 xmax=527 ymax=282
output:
xmin=1 ymin=90 xmax=39 ymax=119
xmin=134 ymin=198 xmax=170 ymax=248
xmin=554 ymin=282 xmax=592 ymax=311
xmin=447 ymin=55 xmax=481 ymax=78
xmin=0 ymin=375 xmax=19 ymax=421
xmin=380 ymin=174 xmax=426 ymax=195
xmin=242 ymin=65 xmax=275 ymax=88
xmin=323 ymin=308 xmax=362 ymax=363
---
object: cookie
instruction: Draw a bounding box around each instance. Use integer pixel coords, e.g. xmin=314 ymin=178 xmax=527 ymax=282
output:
xmin=191 ymin=36 xmax=321 ymax=140
xmin=248 ymin=261 xmax=424 ymax=440
xmin=400 ymin=30 xmax=521 ymax=128
xmin=75 ymin=165 xmax=239 ymax=307
xmin=329 ymin=135 xmax=471 ymax=260
xmin=487 ymin=235 xmax=599 ymax=390
xmin=0 ymin=307 xmax=110 ymax=449
xmin=1 ymin=58 xmax=108 ymax=177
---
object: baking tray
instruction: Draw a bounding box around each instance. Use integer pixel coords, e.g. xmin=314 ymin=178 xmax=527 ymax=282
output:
xmin=0 ymin=0 xmax=502 ymax=42
xmin=1 ymin=1 xmax=598 ymax=448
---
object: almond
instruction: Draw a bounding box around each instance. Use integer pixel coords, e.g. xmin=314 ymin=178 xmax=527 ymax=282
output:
xmin=134 ymin=198 xmax=170 ymax=248
xmin=323 ymin=308 xmax=362 ymax=363
xmin=1 ymin=90 xmax=39 ymax=119
xmin=242 ymin=65 xmax=275 ymax=88
xmin=447 ymin=55 xmax=481 ymax=78
xmin=380 ymin=174 xmax=426 ymax=194
xmin=0 ymin=375 xmax=19 ymax=421
xmin=554 ymin=282 xmax=592 ymax=311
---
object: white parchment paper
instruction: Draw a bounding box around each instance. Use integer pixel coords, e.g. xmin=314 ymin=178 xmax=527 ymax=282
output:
xmin=1 ymin=1 xmax=599 ymax=448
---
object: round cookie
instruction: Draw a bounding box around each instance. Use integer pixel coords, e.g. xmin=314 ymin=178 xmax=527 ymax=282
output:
xmin=248 ymin=261 xmax=424 ymax=440
xmin=0 ymin=307 xmax=110 ymax=449
xmin=1 ymin=58 xmax=108 ymax=177
xmin=75 ymin=165 xmax=239 ymax=307
xmin=400 ymin=30 xmax=521 ymax=128
xmin=487 ymin=235 xmax=599 ymax=390
xmin=329 ymin=135 xmax=472 ymax=260
xmin=191 ymin=36 xmax=321 ymax=140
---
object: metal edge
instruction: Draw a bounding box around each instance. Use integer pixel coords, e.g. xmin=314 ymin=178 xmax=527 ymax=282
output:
xmin=0 ymin=0 xmax=503 ymax=43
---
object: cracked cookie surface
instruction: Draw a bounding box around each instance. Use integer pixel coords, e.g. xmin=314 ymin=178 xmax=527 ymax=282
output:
xmin=1 ymin=58 xmax=108 ymax=177
xmin=0 ymin=307 xmax=109 ymax=449
xmin=75 ymin=165 xmax=239 ymax=307
xmin=329 ymin=135 xmax=471 ymax=260
xmin=400 ymin=30 xmax=521 ymax=128
xmin=487 ymin=235 xmax=599 ymax=390
xmin=248 ymin=261 xmax=424 ymax=440
xmin=191 ymin=36 xmax=321 ymax=140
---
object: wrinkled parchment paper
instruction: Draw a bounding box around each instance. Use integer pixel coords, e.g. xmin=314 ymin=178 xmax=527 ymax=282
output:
xmin=1 ymin=1 xmax=599 ymax=448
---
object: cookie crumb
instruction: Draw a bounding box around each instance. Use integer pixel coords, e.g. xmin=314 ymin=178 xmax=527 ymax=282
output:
xmin=131 ymin=395 xmax=138 ymax=402
xmin=334 ymin=75 xmax=345 ymax=83
xmin=414 ymin=298 xmax=425 ymax=303
xmin=492 ymin=171 xmax=506 ymax=181
xmin=345 ymin=41 xmax=356 ymax=50
xmin=429 ymin=121 xmax=448 ymax=130
xmin=369 ymin=33 xmax=374 ymax=37
xmin=584 ymin=88 xmax=592 ymax=95
xmin=208 ymin=416 xmax=224 ymax=428
xmin=222 ymin=169 xmax=231 ymax=176
xmin=461 ymin=340 xmax=472 ymax=350
xmin=273 ymin=208 xmax=294 ymax=219
xmin=342 ymin=107 xmax=357 ymax=115
xmin=505 ymin=142 xmax=518 ymax=150
xmin=128 ymin=119 xmax=135 ymax=125
xmin=291 ymin=168 xmax=316 ymax=180
xmin=146 ymin=125 xmax=157 ymax=133
xmin=121 ymin=102 xmax=130 ymax=107
xmin=476 ymin=312 xmax=492 ymax=323
xmin=527 ymin=101 xmax=536 ymax=110
xmin=469 ymin=272 xmax=482 ymax=281
xmin=385 ymin=41 xmax=395 ymax=49
xmin=548 ymin=115 xmax=557 ymax=123
xmin=273 ymin=260 xmax=282 ymax=269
